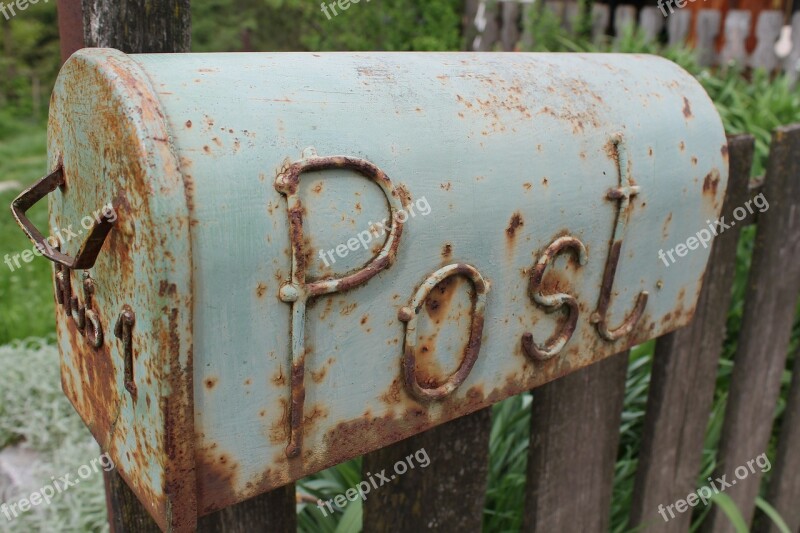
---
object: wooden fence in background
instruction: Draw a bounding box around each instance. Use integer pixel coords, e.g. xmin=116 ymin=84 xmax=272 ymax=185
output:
xmin=465 ymin=0 xmax=800 ymax=82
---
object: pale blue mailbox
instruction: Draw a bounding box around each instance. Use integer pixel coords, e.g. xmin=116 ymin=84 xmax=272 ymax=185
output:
xmin=11 ymin=49 xmax=728 ymax=531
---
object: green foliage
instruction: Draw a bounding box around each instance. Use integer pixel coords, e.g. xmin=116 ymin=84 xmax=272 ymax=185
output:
xmin=192 ymin=0 xmax=465 ymax=52
xmin=0 ymin=1 xmax=60 ymax=121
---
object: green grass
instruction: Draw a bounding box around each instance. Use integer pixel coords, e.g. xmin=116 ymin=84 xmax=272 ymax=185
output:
xmin=0 ymin=114 xmax=54 ymax=345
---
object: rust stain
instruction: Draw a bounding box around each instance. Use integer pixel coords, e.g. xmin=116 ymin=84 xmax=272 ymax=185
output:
xmin=703 ymin=170 xmax=720 ymax=196
xmin=506 ymin=212 xmax=524 ymax=239
xmin=256 ymin=283 xmax=267 ymax=298
xmin=442 ymin=243 xmax=453 ymax=260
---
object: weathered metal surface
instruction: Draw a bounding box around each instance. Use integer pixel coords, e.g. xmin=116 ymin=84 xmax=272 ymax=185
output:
xmin=31 ymin=49 xmax=727 ymax=530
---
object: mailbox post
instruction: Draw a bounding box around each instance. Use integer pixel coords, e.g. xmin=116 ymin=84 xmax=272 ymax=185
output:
xmin=12 ymin=49 xmax=728 ymax=531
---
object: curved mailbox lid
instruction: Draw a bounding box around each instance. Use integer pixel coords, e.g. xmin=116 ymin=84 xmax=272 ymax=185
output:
xmin=47 ymin=49 xmax=727 ymax=528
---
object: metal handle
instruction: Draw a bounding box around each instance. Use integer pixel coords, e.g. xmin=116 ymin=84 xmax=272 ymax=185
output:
xmin=10 ymin=164 xmax=115 ymax=270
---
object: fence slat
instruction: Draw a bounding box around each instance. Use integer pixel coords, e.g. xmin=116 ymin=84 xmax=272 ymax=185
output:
xmin=628 ymin=135 xmax=755 ymax=532
xmin=614 ymin=5 xmax=637 ymax=44
xmin=706 ymin=124 xmax=800 ymax=532
xmin=523 ymin=351 xmax=629 ymax=532
xmin=785 ymin=13 xmax=800 ymax=86
xmin=720 ymin=11 xmax=752 ymax=66
xmin=501 ymin=1 xmax=521 ymax=51
xmin=197 ymin=486 xmax=297 ymax=532
xmin=592 ymin=4 xmax=611 ymax=44
xmin=749 ymin=10 xmax=783 ymax=71
xmin=696 ymin=10 xmax=722 ymax=67
xmin=362 ymin=408 xmax=491 ymax=532
xmin=640 ymin=7 xmax=666 ymax=43
xmin=757 ymin=350 xmax=800 ymax=532
xmin=667 ymin=10 xmax=692 ymax=48
xmin=104 ymin=469 xmax=297 ymax=532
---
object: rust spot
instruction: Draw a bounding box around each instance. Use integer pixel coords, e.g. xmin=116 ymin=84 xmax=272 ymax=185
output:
xmin=662 ymin=213 xmax=673 ymax=238
xmin=340 ymin=302 xmax=357 ymax=316
xmin=542 ymin=178 xmax=549 ymax=186
xmin=185 ymin=120 xmax=192 ymax=128
xmin=256 ymin=283 xmax=267 ymax=298
xmin=682 ymin=97 xmax=692 ymax=119
xmin=442 ymin=243 xmax=453 ymax=260
xmin=679 ymin=141 xmax=685 ymax=152
xmin=310 ymin=357 xmax=334 ymax=385
xmin=523 ymin=182 xmax=532 ymax=191
xmin=703 ymin=170 xmax=720 ymax=196
xmin=197 ymin=449 xmax=239 ymax=515
xmin=205 ymin=377 xmax=218 ymax=390
xmin=441 ymin=182 xmax=452 ymax=191
xmin=360 ymin=315 xmax=368 ymax=325
xmin=721 ymin=144 xmax=729 ymax=158
xmin=203 ymin=146 xmax=211 ymax=154
xmin=272 ymin=367 xmax=286 ymax=386
xmin=506 ymin=212 xmax=524 ymax=239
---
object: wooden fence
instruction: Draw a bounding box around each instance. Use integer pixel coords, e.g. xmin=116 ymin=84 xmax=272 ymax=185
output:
xmin=58 ymin=1 xmax=800 ymax=531
xmin=465 ymin=0 xmax=800 ymax=81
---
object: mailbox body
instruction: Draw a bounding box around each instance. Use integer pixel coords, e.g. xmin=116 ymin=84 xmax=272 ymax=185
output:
xmin=46 ymin=49 xmax=728 ymax=530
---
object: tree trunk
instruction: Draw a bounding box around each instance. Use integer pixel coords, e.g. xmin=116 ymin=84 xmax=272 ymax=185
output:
xmin=81 ymin=0 xmax=191 ymax=53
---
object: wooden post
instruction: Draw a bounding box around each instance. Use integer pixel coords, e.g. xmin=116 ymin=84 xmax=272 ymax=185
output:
xmin=628 ymin=135 xmax=754 ymax=532
xmin=523 ymin=351 xmax=629 ymax=532
xmin=362 ymin=408 xmax=492 ymax=532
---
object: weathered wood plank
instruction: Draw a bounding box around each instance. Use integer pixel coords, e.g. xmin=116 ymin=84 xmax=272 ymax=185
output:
xmin=695 ymin=10 xmax=722 ymax=67
xmin=474 ymin=0 xmax=501 ymax=52
xmin=667 ymin=9 xmax=692 ymax=47
xmin=501 ymin=1 xmax=521 ymax=51
xmin=628 ymin=135 xmax=755 ymax=532
xmin=197 ymin=486 xmax=297 ymax=533
xmin=785 ymin=13 xmax=800 ymax=86
xmin=705 ymin=124 xmax=800 ymax=532
xmin=748 ymin=10 xmax=782 ymax=71
xmin=362 ymin=408 xmax=492 ymax=532
xmin=591 ymin=4 xmax=611 ymax=44
xmin=757 ymin=349 xmax=800 ymax=533
xmin=640 ymin=7 xmax=665 ymax=43
xmin=614 ymin=5 xmax=637 ymax=43
xmin=104 ymin=470 xmax=162 ymax=533
xmin=720 ymin=10 xmax=752 ymax=66
xmin=523 ymin=351 xmax=629 ymax=532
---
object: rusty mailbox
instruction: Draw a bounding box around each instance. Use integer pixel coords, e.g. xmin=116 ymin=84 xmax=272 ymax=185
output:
xmin=11 ymin=49 xmax=728 ymax=531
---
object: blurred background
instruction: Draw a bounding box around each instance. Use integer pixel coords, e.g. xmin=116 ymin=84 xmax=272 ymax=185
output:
xmin=1 ymin=1 xmax=799 ymax=531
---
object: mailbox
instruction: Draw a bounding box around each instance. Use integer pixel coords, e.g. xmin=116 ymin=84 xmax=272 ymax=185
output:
xmin=12 ymin=49 xmax=728 ymax=531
